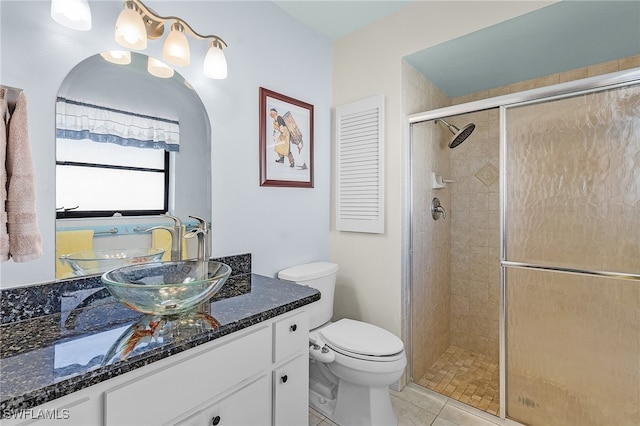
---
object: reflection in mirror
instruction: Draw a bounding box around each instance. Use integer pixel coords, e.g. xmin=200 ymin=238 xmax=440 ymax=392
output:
xmin=55 ymin=52 xmax=211 ymax=279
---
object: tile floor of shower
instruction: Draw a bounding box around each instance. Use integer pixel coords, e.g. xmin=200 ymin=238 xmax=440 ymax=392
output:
xmin=416 ymin=345 xmax=500 ymax=416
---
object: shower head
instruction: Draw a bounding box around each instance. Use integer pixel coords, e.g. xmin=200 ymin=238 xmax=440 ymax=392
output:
xmin=435 ymin=119 xmax=476 ymax=149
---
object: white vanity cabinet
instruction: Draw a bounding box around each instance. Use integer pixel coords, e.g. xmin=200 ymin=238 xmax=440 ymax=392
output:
xmin=3 ymin=308 xmax=310 ymax=426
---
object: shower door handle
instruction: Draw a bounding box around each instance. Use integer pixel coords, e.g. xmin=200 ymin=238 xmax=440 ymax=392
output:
xmin=431 ymin=197 xmax=447 ymax=220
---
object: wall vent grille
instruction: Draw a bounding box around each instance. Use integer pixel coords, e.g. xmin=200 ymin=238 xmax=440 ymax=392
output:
xmin=335 ymin=95 xmax=384 ymax=233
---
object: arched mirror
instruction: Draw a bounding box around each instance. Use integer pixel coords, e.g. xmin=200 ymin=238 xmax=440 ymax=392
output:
xmin=55 ymin=52 xmax=211 ymax=278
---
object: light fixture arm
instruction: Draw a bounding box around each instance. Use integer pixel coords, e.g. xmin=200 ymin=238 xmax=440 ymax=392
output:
xmin=125 ymin=0 xmax=227 ymax=47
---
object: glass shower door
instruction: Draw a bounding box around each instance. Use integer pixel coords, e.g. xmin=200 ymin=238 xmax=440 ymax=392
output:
xmin=502 ymin=83 xmax=640 ymax=426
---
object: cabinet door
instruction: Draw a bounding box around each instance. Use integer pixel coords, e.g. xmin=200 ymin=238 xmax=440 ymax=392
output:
xmin=272 ymin=354 xmax=308 ymax=426
xmin=174 ymin=375 xmax=270 ymax=426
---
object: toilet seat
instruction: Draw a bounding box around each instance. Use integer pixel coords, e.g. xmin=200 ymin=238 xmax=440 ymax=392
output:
xmin=318 ymin=319 xmax=404 ymax=362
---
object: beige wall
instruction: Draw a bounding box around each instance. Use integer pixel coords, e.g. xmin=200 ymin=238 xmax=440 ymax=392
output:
xmin=330 ymin=1 xmax=555 ymax=336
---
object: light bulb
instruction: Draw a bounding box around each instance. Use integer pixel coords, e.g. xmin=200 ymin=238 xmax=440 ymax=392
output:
xmin=51 ymin=0 xmax=92 ymax=31
xmin=148 ymin=57 xmax=175 ymax=79
xmin=115 ymin=7 xmax=147 ymax=50
xmin=203 ymin=41 xmax=227 ymax=79
xmin=163 ymin=23 xmax=190 ymax=67
xmin=100 ymin=51 xmax=132 ymax=65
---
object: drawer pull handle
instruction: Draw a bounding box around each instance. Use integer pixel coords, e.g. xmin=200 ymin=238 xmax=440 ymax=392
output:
xmin=289 ymin=324 xmax=297 ymax=332
xmin=211 ymin=415 xmax=221 ymax=425
xmin=281 ymin=374 xmax=288 ymax=383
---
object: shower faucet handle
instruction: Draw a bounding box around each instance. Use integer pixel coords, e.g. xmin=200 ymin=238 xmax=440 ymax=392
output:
xmin=431 ymin=197 xmax=447 ymax=220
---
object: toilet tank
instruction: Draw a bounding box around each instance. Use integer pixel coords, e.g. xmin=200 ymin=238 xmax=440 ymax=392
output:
xmin=278 ymin=262 xmax=338 ymax=329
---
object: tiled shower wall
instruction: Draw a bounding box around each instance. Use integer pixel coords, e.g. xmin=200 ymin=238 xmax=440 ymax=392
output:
xmin=403 ymin=61 xmax=451 ymax=380
xmin=445 ymin=110 xmax=500 ymax=358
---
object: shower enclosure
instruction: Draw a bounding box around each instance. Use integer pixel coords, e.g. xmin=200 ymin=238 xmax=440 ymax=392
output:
xmin=406 ymin=68 xmax=640 ymax=425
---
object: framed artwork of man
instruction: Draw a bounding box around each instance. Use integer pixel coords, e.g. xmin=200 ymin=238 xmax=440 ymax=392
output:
xmin=259 ymin=87 xmax=314 ymax=188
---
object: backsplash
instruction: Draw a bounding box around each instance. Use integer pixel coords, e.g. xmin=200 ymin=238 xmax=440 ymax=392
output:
xmin=1 ymin=253 xmax=251 ymax=324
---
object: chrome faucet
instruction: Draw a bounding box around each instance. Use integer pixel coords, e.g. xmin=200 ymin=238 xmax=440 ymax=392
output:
xmin=185 ymin=216 xmax=212 ymax=313
xmin=185 ymin=215 xmax=211 ymax=261
xmin=147 ymin=213 xmax=184 ymax=261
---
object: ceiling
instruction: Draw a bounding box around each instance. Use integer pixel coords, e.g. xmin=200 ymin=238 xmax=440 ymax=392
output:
xmin=274 ymin=1 xmax=640 ymax=97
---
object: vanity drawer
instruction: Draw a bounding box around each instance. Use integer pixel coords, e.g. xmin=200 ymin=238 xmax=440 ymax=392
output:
xmin=171 ymin=375 xmax=270 ymax=426
xmin=272 ymin=311 xmax=308 ymax=363
xmin=104 ymin=325 xmax=271 ymax=426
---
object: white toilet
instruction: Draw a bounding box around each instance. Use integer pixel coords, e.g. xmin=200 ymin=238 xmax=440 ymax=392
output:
xmin=278 ymin=262 xmax=406 ymax=426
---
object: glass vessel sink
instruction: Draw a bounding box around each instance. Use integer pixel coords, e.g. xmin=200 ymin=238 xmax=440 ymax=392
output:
xmin=101 ymin=261 xmax=232 ymax=315
xmin=60 ymin=248 xmax=165 ymax=276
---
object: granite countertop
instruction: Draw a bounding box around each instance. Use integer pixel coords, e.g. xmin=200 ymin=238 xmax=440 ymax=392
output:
xmin=0 ymin=256 xmax=320 ymax=415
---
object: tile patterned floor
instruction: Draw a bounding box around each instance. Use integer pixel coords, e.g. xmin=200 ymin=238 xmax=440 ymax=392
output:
xmin=309 ymin=383 xmax=513 ymax=426
xmin=416 ymin=346 xmax=500 ymax=416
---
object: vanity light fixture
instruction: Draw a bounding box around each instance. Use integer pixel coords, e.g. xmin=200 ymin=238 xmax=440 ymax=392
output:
xmin=114 ymin=0 xmax=228 ymax=79
xmin=51 ymin=0 xmax=92 ymax=31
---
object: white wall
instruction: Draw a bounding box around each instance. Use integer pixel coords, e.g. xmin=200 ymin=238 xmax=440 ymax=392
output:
xmin=330 ymin=1 xmax=554 ymax=337
xmin=0 ymin=0 xmax=332 ymax=288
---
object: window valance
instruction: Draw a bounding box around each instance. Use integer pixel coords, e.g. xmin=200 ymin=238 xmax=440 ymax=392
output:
xmin=55 ymin=97 xmax=180 ymax=152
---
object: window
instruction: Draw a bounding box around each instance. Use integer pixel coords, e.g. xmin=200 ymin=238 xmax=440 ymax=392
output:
xmin=55 ymin=97 xmax=177 ymax=219
xmin=56 ymin=139 xmax=169 ymax=218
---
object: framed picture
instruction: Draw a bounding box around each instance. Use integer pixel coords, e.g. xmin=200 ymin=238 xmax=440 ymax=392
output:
xmin=259 ymin=87 xmax=314 ymax=187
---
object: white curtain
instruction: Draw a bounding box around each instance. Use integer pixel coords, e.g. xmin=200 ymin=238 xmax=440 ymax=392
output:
xmin=55 ymin=97 xmax=180 ymax=152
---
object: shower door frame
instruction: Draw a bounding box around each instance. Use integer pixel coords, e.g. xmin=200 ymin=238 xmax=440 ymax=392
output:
xmin=404 ymin=67 xmax=640 ymax=420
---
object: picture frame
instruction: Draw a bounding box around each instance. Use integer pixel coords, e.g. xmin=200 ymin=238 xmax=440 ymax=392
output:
xmin=259 ymin=87 xmax=314 ymax=188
